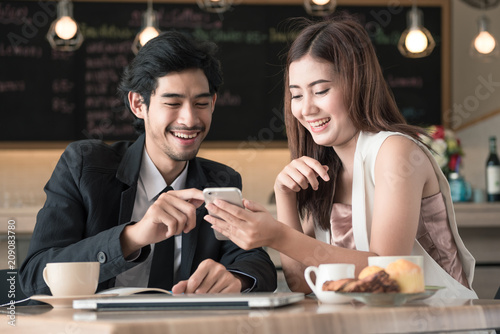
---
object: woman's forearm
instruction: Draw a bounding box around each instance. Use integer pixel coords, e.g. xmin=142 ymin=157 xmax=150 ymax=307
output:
xmin=274 ymin=188 xmax=302 ymax=231
xmin=273 ymin=223 xmax=377 ymax=284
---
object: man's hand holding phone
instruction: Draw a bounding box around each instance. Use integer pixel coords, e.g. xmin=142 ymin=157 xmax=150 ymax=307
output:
xmin=120 ymin=188 xmax=204 ymax=257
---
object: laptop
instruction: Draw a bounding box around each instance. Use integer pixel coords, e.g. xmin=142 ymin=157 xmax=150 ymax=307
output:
xmin=73 ymin=292 xmax=305 ymax=311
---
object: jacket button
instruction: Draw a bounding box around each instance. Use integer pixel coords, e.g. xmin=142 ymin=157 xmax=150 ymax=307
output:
xmin=97 ymin=251 xmax=107 ymax=263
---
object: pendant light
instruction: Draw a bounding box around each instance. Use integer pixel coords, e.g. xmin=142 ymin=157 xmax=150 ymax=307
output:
xmin=470 ymin=14 xmax=498 ymax=60
xmin=398 ymin=4 xmax=435 ymax=58
xmin=46 ymin=0 xmax=83 ymax=51
xmin=132 ymin=0 xmax=160 ymax=55
xmin=304 ymin=0 xmax=336 ymax=16
xmin=197 ymin=0 xmax=233 ymax=14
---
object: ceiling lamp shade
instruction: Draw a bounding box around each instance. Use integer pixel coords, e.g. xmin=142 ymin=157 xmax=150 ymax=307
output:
xmin=304 ymin=0 xmax=336 ymax=16
xmin=398 ymin=5 xmax=435 ymax=58
xmin=46 ymin=0 xmax=83 ymax=51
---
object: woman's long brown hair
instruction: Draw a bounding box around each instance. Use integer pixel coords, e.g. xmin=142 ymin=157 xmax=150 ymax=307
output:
xmin=284 ymin=14 xmax=427 ymax=231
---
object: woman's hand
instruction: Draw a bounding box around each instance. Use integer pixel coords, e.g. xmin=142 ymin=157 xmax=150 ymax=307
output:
xmin=274 ymin=156 xmax=330 ymax=195
xmin=204 ymin=199 xmax=282 ymax=250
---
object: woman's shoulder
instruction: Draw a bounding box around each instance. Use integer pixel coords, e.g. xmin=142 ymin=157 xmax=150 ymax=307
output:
xmin=380 ymin=133 xmax=420 ymax=151
xmin=377 ymin=134 xmax=426 ymax=163
xmin=358 ymin=131 xmax=421 ymax=161
xmin=374 ymin=132 xmax=435 ymax=183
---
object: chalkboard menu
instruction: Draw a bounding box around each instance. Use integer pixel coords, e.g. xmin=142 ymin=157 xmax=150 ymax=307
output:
xmin=0 ymin=1 xmax=443 ymax=141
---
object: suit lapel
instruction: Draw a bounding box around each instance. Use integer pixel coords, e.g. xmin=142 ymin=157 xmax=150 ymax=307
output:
xmin=116 ymin=134 xmax=145 ymax=225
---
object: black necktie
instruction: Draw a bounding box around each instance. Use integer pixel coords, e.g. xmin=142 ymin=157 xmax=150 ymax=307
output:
xmin=148 ymin=186 xmax=175 ymax=290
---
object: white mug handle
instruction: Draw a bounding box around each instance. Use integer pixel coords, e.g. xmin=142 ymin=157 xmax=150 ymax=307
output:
xmin=42 ymin=267 xmax=50 ymax=289
xmin=304 ymin=266 xmax=319 ymax=294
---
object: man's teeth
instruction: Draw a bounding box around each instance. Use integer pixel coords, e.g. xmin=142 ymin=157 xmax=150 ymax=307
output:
xmin=310 ymin=119 xmax=330 ymax=128
xmin=173 ymin=132 xmax=198 ymax=139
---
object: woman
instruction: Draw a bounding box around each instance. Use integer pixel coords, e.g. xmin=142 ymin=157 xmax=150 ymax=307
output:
xmin=205 ymin=15 xmax=477 ymax=298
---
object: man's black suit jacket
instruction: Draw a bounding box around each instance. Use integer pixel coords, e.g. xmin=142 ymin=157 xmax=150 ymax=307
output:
xmin=19 ymin=134 xmax=277 ymax=296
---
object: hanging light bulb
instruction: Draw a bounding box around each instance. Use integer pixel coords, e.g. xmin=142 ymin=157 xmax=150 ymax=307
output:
xmin=405 ymin=29 xmax=428 ymax=53
xmin=139 ymin=26 xmax=160 ymax=47
xmin=197 ymin=0 xmax=233 ymax=14
xmin=470 ymin=15 xmax=498 ymax=60
xmin=474 ymin=31 xmax=496 ymax=54
xmin=132 ymin=0 xmax=160 ymax=55
xmin=304 ymin=0 xmax=336 ymax=16
xmin=46 ymin=0 xmax=84 ymax=51
xmin=398 ymin=5 xmax=435 ymax=58
xmin=312 ymin=0 xmax=330 ymax=5
xmin=54 ymin=16 xmax=77 ymax=40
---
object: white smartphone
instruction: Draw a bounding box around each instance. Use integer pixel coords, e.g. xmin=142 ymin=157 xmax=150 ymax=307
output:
xmin=203 ymin=187 xmax=243 ymax=240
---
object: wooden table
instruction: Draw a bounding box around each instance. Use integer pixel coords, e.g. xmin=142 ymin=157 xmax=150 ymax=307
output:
xmin=2 ymin=297 xmax=500 ymax=334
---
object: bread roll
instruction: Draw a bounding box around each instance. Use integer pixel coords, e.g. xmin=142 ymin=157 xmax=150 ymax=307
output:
xmin=385 ymin=259 xmax=425 ymax=293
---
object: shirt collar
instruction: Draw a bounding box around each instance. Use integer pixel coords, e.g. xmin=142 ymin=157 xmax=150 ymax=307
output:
xmin=139 ymin=148 xmax=189 ymax=202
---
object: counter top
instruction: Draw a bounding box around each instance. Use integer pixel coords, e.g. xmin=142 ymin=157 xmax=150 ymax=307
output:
xmin=0 ymin=206 xmax=41 ymax=234
xmin=1 ymin=297 xmax=499 ymax=334
xmin=453 ymin=202 xmax=500 ymax=228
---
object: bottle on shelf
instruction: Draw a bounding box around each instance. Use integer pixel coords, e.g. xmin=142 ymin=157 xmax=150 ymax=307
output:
xmin=486 ymin=136 xmax=500 ymax=202
xmin=449 ymin=157 xmax=471 ymax=202
xmin=449 ymin=172 xmax=472 ymax=202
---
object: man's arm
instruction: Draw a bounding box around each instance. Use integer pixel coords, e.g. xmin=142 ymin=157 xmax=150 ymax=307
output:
xmin=220 ymin=240 xmax=277 ymax=292
xmin=19 ymin=142 xmax=146 ymax=296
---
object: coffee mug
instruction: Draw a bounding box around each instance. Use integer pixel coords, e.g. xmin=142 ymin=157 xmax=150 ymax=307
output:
xmin=43 ymin=262 xmax=100 ymax=297
xmin=304 ymin=263 xmax=355 ymax=304
xmin=368 ymin=255 xmax=424 ymax=272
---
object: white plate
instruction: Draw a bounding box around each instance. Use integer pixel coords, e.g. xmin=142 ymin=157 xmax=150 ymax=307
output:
xmin=30 ymin=294 xmax=117 ymax=308
xmin=336 ymin=286 xmax=445 ymax=307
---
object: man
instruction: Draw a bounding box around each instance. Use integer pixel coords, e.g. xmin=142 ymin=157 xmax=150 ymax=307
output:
xmin=19 ymin=31 xmax=277 ymax=296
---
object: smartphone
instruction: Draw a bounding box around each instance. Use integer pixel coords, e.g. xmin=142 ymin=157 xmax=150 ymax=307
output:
xmin=203 ymin=187 xmax=244 ymax=240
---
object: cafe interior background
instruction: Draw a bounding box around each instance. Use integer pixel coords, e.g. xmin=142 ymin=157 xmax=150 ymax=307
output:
xmin=1 ymin=0 xmax=499 ymax=299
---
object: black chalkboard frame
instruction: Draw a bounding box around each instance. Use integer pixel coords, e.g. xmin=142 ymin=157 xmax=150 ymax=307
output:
xmin=0 ymin=0 xmax=451 ymax=148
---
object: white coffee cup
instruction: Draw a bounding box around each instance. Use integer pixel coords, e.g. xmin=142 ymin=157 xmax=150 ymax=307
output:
xmin=368 ymin=255 xmax=424 ymax=271
xmin=304 ymin=263 xmax=355 ymax=304
xmin=43 ymin=262 xmax=100 ymax=297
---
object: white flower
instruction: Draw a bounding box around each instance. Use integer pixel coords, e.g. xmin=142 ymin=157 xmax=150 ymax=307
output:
xmin=431 ymin=138 xmax=447 ymax=156
xmin=428 ymin=138 xmax=448 ymax=169
xmin=419 ymin=134 xmax=433 ymax=146
xmin=433 ymin=153 xmax=448 ymax=169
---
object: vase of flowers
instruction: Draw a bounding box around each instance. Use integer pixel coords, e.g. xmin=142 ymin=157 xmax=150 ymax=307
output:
xmin=419 ymin=125 xmax=464 ymax=176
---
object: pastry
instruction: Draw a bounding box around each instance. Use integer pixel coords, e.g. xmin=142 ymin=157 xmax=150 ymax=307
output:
xmin=322 ymin=278 xmax=356 ymax=291
xmin=345 ymin=270 xmax=399 ymax=293
xmin=321 ymin=269 xmax=401 ymax=293
xmin=385 ymin=259 xmax=425 ymax=293
xmin=340 ymin=277 xmax=372 ymax=292
xmin=358 ymin=265 xmax=384 ymax=280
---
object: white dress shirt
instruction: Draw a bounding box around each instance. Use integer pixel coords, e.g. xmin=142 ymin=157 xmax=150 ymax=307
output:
xmin=114 ymin=148 xmax=188 ymax=287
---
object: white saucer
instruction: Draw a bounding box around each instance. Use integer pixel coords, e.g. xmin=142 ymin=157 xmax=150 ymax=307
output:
xmin=30 ymin=294 xmax=117 ymax=308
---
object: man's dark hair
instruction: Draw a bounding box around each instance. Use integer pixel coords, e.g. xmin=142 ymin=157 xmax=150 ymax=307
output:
xmin=118 ymin=31 xmax=223 ymax=133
